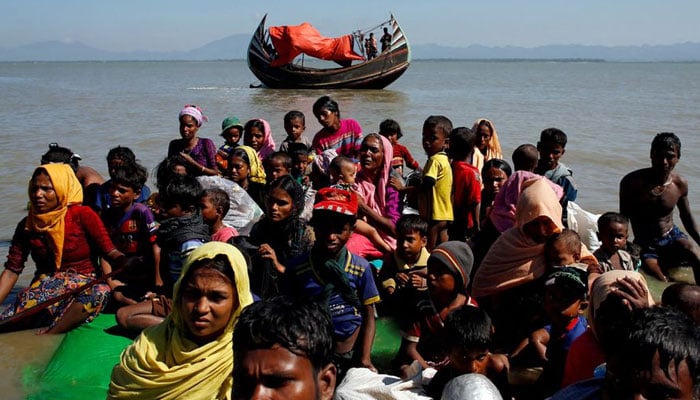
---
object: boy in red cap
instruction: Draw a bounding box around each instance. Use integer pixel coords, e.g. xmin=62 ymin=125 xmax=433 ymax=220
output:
xmin=284 ymin=187 xmax=381 ymax=378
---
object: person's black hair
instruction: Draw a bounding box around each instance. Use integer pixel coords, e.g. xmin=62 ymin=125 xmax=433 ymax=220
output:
xmin=233 ymin=295 xmax=334 ymax=375
xmin=312 ymin=95 xmax=340 ymax=119
xmin=243 ymin=119 xmax=266 ymax=140
xmin=396 ymin=214 xmax=429 ymax=237
xmin=179 ymin=254 xmax=236 ymax=294
xmin=423 ymin=115 xmax=453 ymax=138
xmin=111 ymin=163 xmax=147 ymax=193
xmin=379 ymin=119 xmax=403 ymax=139
xmin=545 ymin=229 xmax=582 ymax=267
xmin=539 ymin=128 xmax=568 ymax=147
xmin=329 ymin=155 xmax=354 ymax=176
xmin=40 ymin=143 xmax=80 ymax=172
xmin=265 ymin=151 xmax=292 ymax=171
xmin=651 ymin=132 xmax=681 ymax=158
xmin=482 ymin=158 xmax=513 ymax=178
xmin=617 ymin=307 xmax=700 ymax=395
xmin=444 ymin=305 xmax=493 ymax=351
xmin=597 ymin=211 xmax=629 ymax=234
xmin=511 ymin=144 xmax=538 ymax=171
xmin=662 ymin=283 xmax=700 ymax=322
xmin=267 ymin=175 xmax=305 ymax=219
xmin=203 ymin=187 xmax=230 ymax=217
xmin=287 ymin=142 xmax=310 ymax=158
xmin=159 ymin=174 xmax=204 ymax=210
xmin=284 ymin=110 xmax=306 ymax=126
xmin=106 ymin=146 xmax=136 ymax=164
xmin=156 ymin=155 xmax=191 ymax=191
xmin=449 ymin=127 xmax=477 ymax=159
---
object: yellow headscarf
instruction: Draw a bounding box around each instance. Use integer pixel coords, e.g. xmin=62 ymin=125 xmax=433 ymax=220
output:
xmin=237 ymin=145 xmax=266 ymax=184
xmin=108 ymin=242 xmax=254 ymax=400
xmin=26 ymin=163 xmax=83 ymax=270
xmin=471 ymin=118 xmax=503 ymax=161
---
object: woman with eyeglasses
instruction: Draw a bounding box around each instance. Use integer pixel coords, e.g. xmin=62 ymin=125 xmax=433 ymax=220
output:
xmin=167 ymin=104 xmax=218 ymax=177
xmin=311 ymin=96 xmax=363 ymax=160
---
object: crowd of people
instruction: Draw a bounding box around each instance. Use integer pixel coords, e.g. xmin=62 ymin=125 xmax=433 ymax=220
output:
xmin=1 ymin=96 xmax=699 ymax=399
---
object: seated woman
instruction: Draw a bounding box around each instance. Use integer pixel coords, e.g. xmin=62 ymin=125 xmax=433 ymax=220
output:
xmin=243 ymin=118 xmax=276 ymax=161
xmin=108 ymin=241 xmax=254 ymax=400
xmin=471 ymin=178 xmax=596 ymax=351
xmin=247 ymin=175 xmax=313 ymax=298
xmin=0 ymin=164 xmax=129 ymax=333
xmin=167 ymin=104 xmax=218 ymax=177
xmin=350 ymin=134 xmax=402 ymax=259
xmin=226 ymin=145 xmax=267 ymax=210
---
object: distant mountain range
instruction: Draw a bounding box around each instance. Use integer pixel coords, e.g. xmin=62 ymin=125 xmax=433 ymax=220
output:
xmin=1 ymin=35 xmax=698 ymax=62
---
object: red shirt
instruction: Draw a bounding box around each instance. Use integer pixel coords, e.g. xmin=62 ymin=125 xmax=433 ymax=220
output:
xmin=5 ymin=205 xmax=116 ymax=279
xmin=452 ymin=161 xmax=482 ymax=228
xmin=391 ymin=143 xmax=420 ymax=171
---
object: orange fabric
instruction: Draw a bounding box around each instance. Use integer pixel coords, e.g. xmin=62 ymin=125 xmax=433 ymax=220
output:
xmin=269 ymin=23 xmax=364 ymax=67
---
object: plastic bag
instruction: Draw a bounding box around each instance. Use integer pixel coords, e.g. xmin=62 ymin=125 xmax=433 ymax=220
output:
xmin=197 ymin=176 xmax=264 ymax=236
xmin=567 ymin=201 xmax=601 ymax=252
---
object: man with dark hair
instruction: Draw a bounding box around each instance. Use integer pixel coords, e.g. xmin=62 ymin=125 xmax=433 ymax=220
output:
xmin=620 ymin=132 xmax=700 ymax=283
xmin=233 ymin=295 xmax=337 ymax=400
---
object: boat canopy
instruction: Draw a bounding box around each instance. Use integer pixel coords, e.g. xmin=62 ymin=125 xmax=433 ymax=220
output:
xmin=269 ymin=22 xmax=365 ymax=67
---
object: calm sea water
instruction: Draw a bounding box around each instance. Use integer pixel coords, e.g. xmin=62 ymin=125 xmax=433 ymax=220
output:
xmin=1 ymin=60 xmax=700 ymax=242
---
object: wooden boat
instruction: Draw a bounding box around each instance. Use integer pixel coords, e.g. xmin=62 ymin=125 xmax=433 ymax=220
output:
xmin=247 ymin=14 xmax=411 ymax=89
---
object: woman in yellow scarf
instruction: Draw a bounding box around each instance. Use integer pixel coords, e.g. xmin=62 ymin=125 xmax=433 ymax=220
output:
xmin=0 ymin=164 xmax=126 ymax=333
xmin=470 ymin=118 xmax=503 ymax=172
xmin=108 ymin=241 xmax=254 ymax=400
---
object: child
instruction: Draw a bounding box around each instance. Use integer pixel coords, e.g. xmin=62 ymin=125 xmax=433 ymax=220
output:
xmin=448 ymin=127 xmax=482 ymax=242
xmin=288 ymin=142 xmax=312 ymax=187
xmin=535 ymin=128 xmax=578 ymax=203
xmin=329 ymin=156 xmax=392 ymax=254
xmin=99 ymin=164 xmax=159 ymax=306
xmin=620 ymin=132 xmax=700 ymax=283
xmin=425 ymin=306 xmax=511 ymax=400
xmin=284 ymin=188 xmax=381 ymax=375
xmin=662 ymin=282 xmax=700 ymax=325
xmin=378 ymin=215 xmax=430 ymax=316
xmin=593 ymin=212 xmax=640 ymax=273
xmin=379 ymin=119 xmax=420 ymax=177
xmin=392 ymin=116 xmax=453 ymax=250
xmin=512 ymin=143 xmax=538 ymax=172
xmin=244 ymin=118 xmax=276 ymax=161
xmin=263 ymin=151 xmax=292 ymax=183
xmin=216 ymin=116 xmax=243 ymax=174
xmin=279 ymin=110 xmax=313 ymax=153
xmin=545 ymin=229 xmax=588 ymax=269
xmin=115 ymin=174 xmax=210 ymax=332
xmin=394 ymin=241 xmax=477 ymax=372
xmin=200 ymin=187 xmax=239 ymax=242
xmin=95 ymin=146 xmax=152 ymax=214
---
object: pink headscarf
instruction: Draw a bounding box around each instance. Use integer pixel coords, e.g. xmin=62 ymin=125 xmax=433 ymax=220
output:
xmin=355 ymin=134 xmax=393 ymax=215
xmin=178 ymin=104 xmax=208 ymax=126
xmin=250 ymin=118 xmax=276 ymax=160
xmin=489 ymin=171 xmax=564 ymax=233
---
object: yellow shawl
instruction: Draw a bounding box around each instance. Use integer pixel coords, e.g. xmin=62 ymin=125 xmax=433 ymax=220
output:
xmin=26 ymin=163 xmax=83 ymax=270
xmin=108 ymin=242 xmax=254 ymax=400
xmin=237 ymin=145 xmax=266 ymax=185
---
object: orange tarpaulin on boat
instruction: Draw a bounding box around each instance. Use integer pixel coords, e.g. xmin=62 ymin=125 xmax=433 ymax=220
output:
xmin=269 ymin=22 xmax=364 ymax=67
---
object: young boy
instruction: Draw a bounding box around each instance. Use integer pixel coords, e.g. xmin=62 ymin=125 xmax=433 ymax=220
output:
xmin=216 ymin=116 xmax=243 ymax=174
xmin=263 ymin=151 xmax=292 ymax=183
xmin=425 ymin=305 xmax=511 ymax=400
xmin=100 ymin=164 xmax=159 ymax=306
xmin=284 ymin=188 xmax=380 ymax=375
xmin=379 ymin=119 xmax=420 ymax=177
xmin=288 ymin=142 xmax=312 ymax=188
xmin=662 ymin=282 xmax=700 ymax=325
xmin=620 ymin=132 xmax=700 ymax=283
xmin=593 ymin=212 xmax=640 ymax=273
xmin=200 ymin=187 xmax=239 ymax=243
xmin=233 ymin=295 xmax=337 ymax=400
xmin=535 ymin=128 xmax=577 ymax=203
xmin=279 ymin=110 xmax=313 ymax=153
xmin=329 ymin=156 xmax=392 ymax=254
xmin=378 ymin=215 xmax=430 ymax=316
xmin=448 ymin=127 xmax=482 ymax=242
xmin=94 ymin=146 xmax=151 ymax=213
xmin=512 ymin=143 xmax=539 ymax=172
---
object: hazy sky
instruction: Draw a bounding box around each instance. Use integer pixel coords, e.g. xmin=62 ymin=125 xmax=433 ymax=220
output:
xmin=3 ymin=0 xmax=699 ymax=51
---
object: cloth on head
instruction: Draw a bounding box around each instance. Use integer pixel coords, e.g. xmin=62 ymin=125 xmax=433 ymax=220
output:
xmin=441 ymin=373 xmax=503 ymax=400
xmin=26 ymin=163 xmax=83 ymax=270
xmin=590 ymin=270 xmax=654 ymax=320
xmin=178 ymin=104 xmax=208 ymax=126
xmin=473 ymin=178 xmax=588 ymax=298
xmin=108 ymin=241 xmax=254 ymax=400
xmin=250 ymin=118 xmax=276 ymax=160
xmin=489 ymin=171 xmax=564 ymax=233
xmin=221 ymin=117 xmax=243 ymax=136
xmin=472 ymin=118 xmax=503 ymax=161
xmin=237 ymin=145 xmax=267 ymax=184
xmin=429 ymin=241 xmax=474 ymax=293
xmin=314 ymin=187 xmax=358 ymax=216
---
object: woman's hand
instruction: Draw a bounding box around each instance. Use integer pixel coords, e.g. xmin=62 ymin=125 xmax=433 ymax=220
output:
xmin=389 ymin=176 xmax=404 ymax=191
xmin=612 ymin=276 xmax=651 ymax=311
xmin=258 ymin=244 xmax=285 ymax=273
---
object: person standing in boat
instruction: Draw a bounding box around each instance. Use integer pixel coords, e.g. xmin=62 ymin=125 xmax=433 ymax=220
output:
xmin=380 ymin=27 xmax=392 ymax=52
xmin=167 ymin=104 xmax=218 ymax=177
xmin=620 ymin=132 xmax=700 ymax=283
xmin=312 ymin=96 xmax=363 ymax=160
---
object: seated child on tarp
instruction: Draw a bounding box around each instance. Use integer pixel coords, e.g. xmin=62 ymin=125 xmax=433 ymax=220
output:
xmin=592 ymin=211 xmax=640 ymax=273
xmin=200 ymin=188 xmax=239 ymax=243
